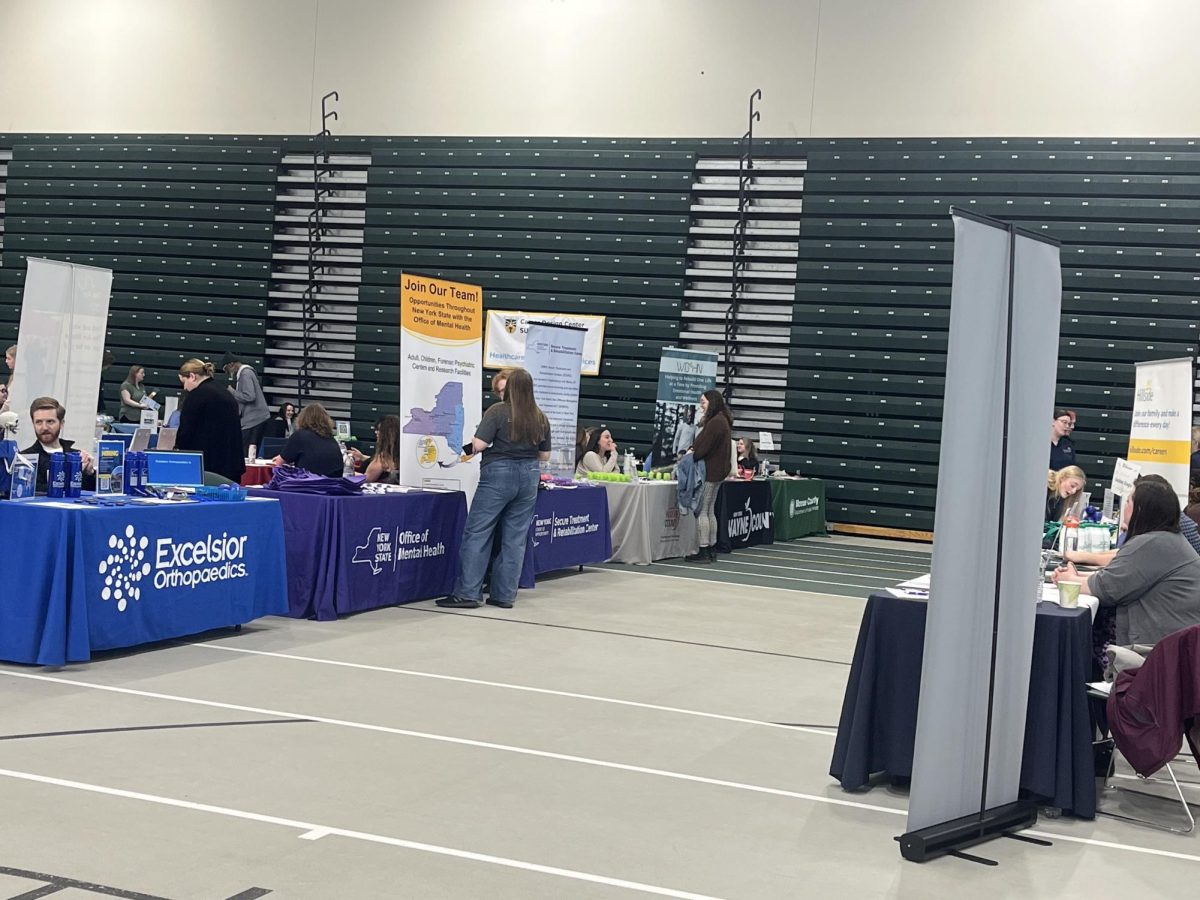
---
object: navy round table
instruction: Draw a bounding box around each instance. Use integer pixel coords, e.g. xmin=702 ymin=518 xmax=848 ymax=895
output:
xmin=830 ymin=591 xmax=1096 ymax=818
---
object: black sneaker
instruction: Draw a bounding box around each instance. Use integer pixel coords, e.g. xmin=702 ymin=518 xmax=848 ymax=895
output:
xmin=436 ymin=595 xmax=482 ymax=609
xmin=685 ymin=550 xmax=712 ymax=563
xmin=485 ymin=597 xmax=514 ymax=608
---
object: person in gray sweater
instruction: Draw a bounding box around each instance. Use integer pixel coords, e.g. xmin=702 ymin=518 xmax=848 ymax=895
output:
xmin=1054 ymin=476 xmax=1200 ymax=646
xmin=220 ymin=352 xmax=270 ymax=455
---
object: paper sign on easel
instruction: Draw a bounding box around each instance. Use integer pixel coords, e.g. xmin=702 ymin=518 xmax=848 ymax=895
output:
xmin=1111 ymin=457 xmax=1141 ymax=526
xmin=758 ymin=431 xmax=776 ymax=451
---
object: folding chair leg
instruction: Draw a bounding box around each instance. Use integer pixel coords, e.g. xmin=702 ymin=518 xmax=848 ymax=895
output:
xmin=1098 ymin=763 xmax=1196 ymax=835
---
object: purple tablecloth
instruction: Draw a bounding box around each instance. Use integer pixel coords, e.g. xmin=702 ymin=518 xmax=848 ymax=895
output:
xmin=257 ymin=488 xmax=467 ymax=620
xmin=519 ymin=485 xmax=613 ymax=588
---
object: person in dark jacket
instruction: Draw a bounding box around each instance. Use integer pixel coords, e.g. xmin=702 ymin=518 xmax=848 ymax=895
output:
xmin=685 ymin=389 xmax=733 ymax=563
xmin=1049 ymin=408 xmax=1076 ymax=470
xmin=20 ymin=396 xmax=96 ymax=493
xmin=261 ymin=402 xmax=296 ymax=440
xmin=272 ymin=403 xmax=344 ymax=477
xmin=175 ymin=358 xmax=245 ymax=483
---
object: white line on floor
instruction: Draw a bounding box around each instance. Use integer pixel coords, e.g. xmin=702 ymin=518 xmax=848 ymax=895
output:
xmin=0 ymin=670 xmax=888 ymax=812
xmin=756 ymin=544 xmax=931 ymax=565
xmin=709 ymin=557 xmax=897 ymax=582
xmin=775 ymin=541 xmax=931 ymax=561
xmin=185 ymin=643 xmax=836 ymax=738
xmin=0 ymin=767 xmax=728 ymax=900
xmin=590 ymin=565 xmax=869 ymax=599
xmin=732 ymin=549 xmax=927 ymax=575
xmin=648 ymin=561 xmax=874 ymax=591
xmin=2 ymin=673 xmax=1194 ymax=867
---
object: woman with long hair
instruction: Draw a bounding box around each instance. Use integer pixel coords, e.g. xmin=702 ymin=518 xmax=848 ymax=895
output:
xmin=1045 ymin=465 xmax=1087 ymax=522
xmin=439 ymin=367 xmax=551 ymax=609
xmin=364 ymin=414 xmax=400 ymax=483
xmin=272 ymin=403 xmax=344 ymax=477
xmin=1055 ymin=475 xmax=1200 ymax=646
xmin=686 ymin=389 xmax=733 ymax=563
xmin=575 ymin=427 xmax=619 ymax=477
xmin=175 ymin=358 xmax=244 ymax=482
xmin=118 ymin=364 xmax=157 ymax=423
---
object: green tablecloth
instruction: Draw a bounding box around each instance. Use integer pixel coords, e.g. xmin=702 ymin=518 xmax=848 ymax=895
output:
xmin=768 ymin=477 xmax=826 ymax=540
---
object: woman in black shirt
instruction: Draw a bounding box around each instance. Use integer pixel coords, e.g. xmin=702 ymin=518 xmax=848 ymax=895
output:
xmin=439 ymin=368 xmax=551 ymax=610
xmin=175 ymin=359 xmax=244 ymax=483
xmin=273 ymin=403 xmax=345 ymax=477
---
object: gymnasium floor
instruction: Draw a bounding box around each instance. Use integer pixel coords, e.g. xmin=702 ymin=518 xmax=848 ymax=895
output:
xmin=0 ymin=536 xmax=1196 ymax=899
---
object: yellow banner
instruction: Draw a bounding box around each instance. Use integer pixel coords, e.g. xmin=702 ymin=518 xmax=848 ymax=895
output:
xmin=400 ymin=273 xmax=482 ymax=344
xmin=1127 ymin=439 xmax=1191 ymax=465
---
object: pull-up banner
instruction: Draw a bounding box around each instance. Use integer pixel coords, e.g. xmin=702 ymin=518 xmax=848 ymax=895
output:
xmin=398 ymin=273 xmax=483 ymax=502
xmin=524 ymin=323 xmax=585 ymax=479
xmin=1128 ymin=357 xmax=1193 ymax=503
xmin=9 ymin=258 xmax=113 ymax=446
xmin=904 ymin=211 xmax=1062 ymax=853
xmin=653 ymin=348 xmax=718 ymax=463
xmin=485 ymin=310 xmax=605 ymax=376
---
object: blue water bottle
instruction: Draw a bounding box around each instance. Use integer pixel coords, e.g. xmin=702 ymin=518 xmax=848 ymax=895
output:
xmin=66 ymin=451 xmax=83 ymax=498
xmin=47 ymin=452 xmax=67 ymax=498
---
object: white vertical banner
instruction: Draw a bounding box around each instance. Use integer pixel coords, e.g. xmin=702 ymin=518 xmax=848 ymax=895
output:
xmin=904 ymin=212 xmax=1062 ymax=843
xmin=398 ymin=273 xmax=483 ymax=502
xmin=523 ymin=323 xmax=585 ymax=478
xmin=1128 ymin=357 xmax=1193 ymax=503
xmin=8 ymin=258 xmax=112 ymax=445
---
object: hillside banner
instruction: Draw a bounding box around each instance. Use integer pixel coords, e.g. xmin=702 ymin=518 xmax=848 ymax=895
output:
xmin=524 ymin=323 xmax=585 ymax=478
xmin=485 ymin=310 xmax=605 ymax=376
xmin=399 ymin=273 xmax=483 ymax=501
xmin=1128 ymin=357 xmax=1193 ymax=503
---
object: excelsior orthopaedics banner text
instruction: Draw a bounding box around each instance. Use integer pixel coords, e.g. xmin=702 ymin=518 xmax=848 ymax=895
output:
xmin=485 ymin=310 xmax=605 ymax=376
xmin=524 ymin=323 xmax=585 ymax=478
xmin=9 ymin=258 xmax=112 ymax=445
xmin=399 ymin=273 xmax=483 ymax=502
xmin=1128 ymin=357 xmax=1193 ymax=503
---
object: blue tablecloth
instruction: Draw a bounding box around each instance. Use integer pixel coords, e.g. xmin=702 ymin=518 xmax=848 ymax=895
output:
xmin=0 ymin=497 xmax=288 ymax=666
xmin=519 ymin=485 xmax=613 ymax=588
xmin=257 ymin=488 xmax=467 ymax=620
xmin=830 ymin=591 xmax=1096 ymax=818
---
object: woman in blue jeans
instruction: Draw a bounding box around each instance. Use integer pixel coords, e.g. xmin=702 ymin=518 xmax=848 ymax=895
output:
xmin=438 ymin=368 xmax=551 ymax=609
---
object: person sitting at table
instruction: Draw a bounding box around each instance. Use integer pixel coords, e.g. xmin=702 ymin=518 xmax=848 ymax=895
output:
xmin=737 ymin=436 xmax=759 ymax=478
xmin=685 ymin=389 xmax=733 ymax=564
xmin=118 ymin=364 xmax=157 ymax=423
xmin=1054 ymin=476 xmax=1200 ymax=647
xmin=576 ymin=427 xmax=619 ymax=477
xmin=362 ymin=415 xmax=400 ymax=484
xmin=1049 ymin=408 xmax=1076 ymax=470
xmin=175 ymin=358 xmax=245 ymax=483
xmin=439 ymin=367 xmax=550 ymax=610
xmin=20 ymin=397 xmax=97 ymax=493
xmin=1045 ymin=465 xmax=1087 ymax=522
xmin=261 ymin=402 xmax=296 ymax=440
xmin=272 ymin=402 xmax=345 ymax=477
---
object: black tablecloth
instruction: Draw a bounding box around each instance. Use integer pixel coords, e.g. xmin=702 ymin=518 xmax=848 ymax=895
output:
xmin=715 ymin=480 xmax=775 ymax=553
xmin=829 ymin=592 xmax=1096 ymax=818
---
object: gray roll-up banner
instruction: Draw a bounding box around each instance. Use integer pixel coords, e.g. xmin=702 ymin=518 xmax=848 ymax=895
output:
xmin=905 ymin=213 xmax=1062 ymax=833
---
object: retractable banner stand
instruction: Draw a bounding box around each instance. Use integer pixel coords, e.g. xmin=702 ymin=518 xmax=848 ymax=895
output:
xmin=653 ymin=348 xmax=718 ymax=464
xmin=398 ymin=273 xmax=483 ymax=502
xmin=1128 ymin=357 xmax=1193 ymax=503
xmin=485 ymin=310 xmax=605 ymax=376
xmin=900 ymin=211 xmax=1062 ymax=863
xmin=523 ymin=323 xmax=585 ymax=479
xmin=9 ymin=258 xmax=113 ymax=445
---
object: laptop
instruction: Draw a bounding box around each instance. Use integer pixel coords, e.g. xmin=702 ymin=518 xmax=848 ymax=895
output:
xmin=145 ymin=451 xmax=205 ymax=490
xmin=259 ymin=437 xmax=286 ymax=459
xmin=156 ymin=426 xmax=178 ymax=452
xmin=129 ymin=426 xmax=153 ymax=452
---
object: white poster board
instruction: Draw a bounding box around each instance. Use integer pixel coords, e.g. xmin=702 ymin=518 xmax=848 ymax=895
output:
xmin=524 ymin=323 xmax=585 ymax=479
xmin=906 ymin=212 xmax=1062 ymax=840
xmin=485 ymin=310 xmax=605 ymax=376
xmin=8 ymin=258 xmax=113 ymax=446
xmin=1128 ymin=357 xmax=1193 ymax=504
